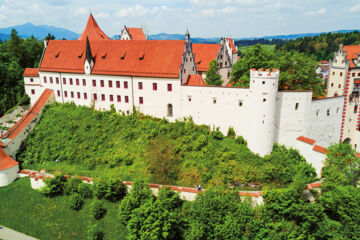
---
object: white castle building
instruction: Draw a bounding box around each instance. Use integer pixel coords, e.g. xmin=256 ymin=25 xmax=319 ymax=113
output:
xmin=19 ymin=14 xmax=347 ymax=177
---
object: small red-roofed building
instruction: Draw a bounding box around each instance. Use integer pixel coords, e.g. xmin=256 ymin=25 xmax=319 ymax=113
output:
xmin=120 ymin=25 xmax=147 ymax=40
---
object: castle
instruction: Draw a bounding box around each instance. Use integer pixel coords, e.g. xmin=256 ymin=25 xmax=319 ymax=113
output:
xmin=0 ymin=14 xmax=352 ymax=186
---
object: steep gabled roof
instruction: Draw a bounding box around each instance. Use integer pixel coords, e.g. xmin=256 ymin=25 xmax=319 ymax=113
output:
xmin=227 ymin=38 xmax=237 ymax=54
xmin=0 ymin=148 xmax=18 ymax=170
xmin=342 ymin=45 xmax=360 ymax=68
xmin=23 ymin=68 xmax=39 ymax=77
xmin=193 ymin=43 xmax=221 ymax=72
xmin=39 ymin=40 xmax=186 ymax=78
xmin=126 ymin=27 xmax=146 ymax=40
xmin=186 ymin=74 xmax=206 ymax=86
xmin=78 ymin=13 xmax=110 ymax=41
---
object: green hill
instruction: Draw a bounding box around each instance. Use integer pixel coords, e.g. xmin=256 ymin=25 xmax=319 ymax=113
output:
xmin=17 ymin=103 xmax=316 ymax=188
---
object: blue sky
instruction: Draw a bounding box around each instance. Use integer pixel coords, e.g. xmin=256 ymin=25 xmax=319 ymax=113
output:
xmin=1 ymin=0 xmax=360 ymax=38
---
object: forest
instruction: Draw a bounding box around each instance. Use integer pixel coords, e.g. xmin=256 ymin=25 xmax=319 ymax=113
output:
xmin=0 ymin=29 xmax=43 ymax=116
xmin=17 ymin=103 xmax=317 ymax=189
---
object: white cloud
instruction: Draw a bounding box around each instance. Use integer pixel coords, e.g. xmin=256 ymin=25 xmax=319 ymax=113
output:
xmin=95 ymin=12 xmax=109 ymax=19
xmin=309 ymin=7 xmax=326 ymax=16
xmin=349 ymin=4 xmax=360 ymax=12
xmin=31 ymin=4 xmax=39 ymax=11
xmin=201 ymin=7 xmax=236 ymax=17
xmin=75 ymin=8 xmax=87 ymax=15
xmin=115 ymin=5 xmax=159 ymax=18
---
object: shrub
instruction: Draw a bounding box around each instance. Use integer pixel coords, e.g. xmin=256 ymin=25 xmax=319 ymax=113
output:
xmin=41 ymin=174 xmax=67 ymax=197
xmin=64 ymin=177 xmax=82 ymax=195
xmin=227 ymin=127 xmax=236 ymax=138
xmin=69 ymin=193 xmax=84 ymax=210
xmin=211 ymin=128 xmax=224 ymax=140
xmin=87 ymin=223 xmax=104 ymax=240
xmin=19 ymin=93 xmax=30 ymax=106
xmin=94 ymin=177 xmax=127 ymax=202
xmin=194 ymin=135 xmax=208 ymax=150
xmin=235 ymin=136 xmax=247 ymax=145
xmin=78 ymin=183 xmax=93 ymax=199
xmin=90 ymin=200 xmax=107 ymax=220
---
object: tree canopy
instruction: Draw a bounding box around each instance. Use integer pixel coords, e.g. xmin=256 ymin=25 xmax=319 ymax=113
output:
xmin=205 ymin=59 xmax=223 ymax=86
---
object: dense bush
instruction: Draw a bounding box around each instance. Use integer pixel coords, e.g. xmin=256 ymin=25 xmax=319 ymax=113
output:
xmin=90 ymin=200 xmax=107 ymax=220
xmin=78 ymin=183 xmax=93 ymax=199
xmin=64 ymin=177 xmax=82 ymax=195
xmin=41 ymin=174 xmax=67 ymax=197
xmin=18 ymin=93 xmax=30 ymax=106
xmin=18 ymin=103 xmax=315 ymax=188
xmin=87 ymin=223 xmax=104 ymax=240
xmin=69 ymin=193 xmax=83 ymax=210
xmin=93 ymin=177 xmax=127 ymax=202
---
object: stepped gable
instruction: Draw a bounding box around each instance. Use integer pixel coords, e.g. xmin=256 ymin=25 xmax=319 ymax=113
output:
xmin=0 ymin=148 xmax=18 ymax=170
xmin=186 ymin=74 xmax=206 ymax=86
xmin=227 ymin=38 xmax=237 ymax=53
xmin=39 ymin=40 xmax=186 ymax=78
xmin=126 ymin=27 xmax=146 ymax=40
xmin=192 ymin=43 xmax=221 ymax=71
xmin=78 ymin=13 xmax=110 ymax=41
xmin=343 ymin=45 xmax=360 ymax=68
xmin=23 ymin=68 xmax=39 ymax=77
xmin=1 ymin=89 xmax=53 ymax=140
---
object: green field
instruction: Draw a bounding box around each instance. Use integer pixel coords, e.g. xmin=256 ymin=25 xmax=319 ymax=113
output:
xmin=239 ymin=44 xmax=276 ymax=53
xmin=0 ymin=177 xmax=128 ymax=240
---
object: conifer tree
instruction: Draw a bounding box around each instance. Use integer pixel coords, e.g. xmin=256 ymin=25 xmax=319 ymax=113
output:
xmin=205 ymin=59 xmax=223 ymax=86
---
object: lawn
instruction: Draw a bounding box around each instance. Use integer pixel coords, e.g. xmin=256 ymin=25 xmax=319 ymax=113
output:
xmin=0 ymin=177 xmax=128 ymax=240
xmin=239 ymin=44 xmax=275 ymax=53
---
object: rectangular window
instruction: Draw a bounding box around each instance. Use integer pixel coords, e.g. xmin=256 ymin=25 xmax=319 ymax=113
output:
xmin=153 ymin=83 xmax=157 ymax=91
xmin=100 ymin=80 xmax=104 ymax=87
xmin=109 ymin=80 xmax=113 ymax=88
xmin=138 ymin=82 xmax=143 ymax=90
xmin=117 ymin=95 xmax=121 ymax=102
xmin=139 ymin=97 xmax=143 ymax=104
xmin=44 ymin=76 xmax=47 ymax=83
xmin=57 ymin=90 xmax=60 ymax=97
xmin=63 ymin=78 xmax=66 ymax=85
xmin=110 ymin=95 xmax=114 ymax=102
xmin=116 ymin=81 xmax=120 ymax=88
xmin=71 ymin=91 xmax=74 ymax=98
xmin=64 ymin=91 xmax=68 ymax=97
xmin=92 ymin=80 xmax=96 ymax=87
xmin=84 ymin=93 xmax=87 ymax=99
xmin=76 ymin=79 xmax=79 ymax=86
xmin=353 ymin=73 xmax=355 ymax=77
xmin=125 ymin=96 xmax=129 ymax=103
xmin=70 ymin=78 xmax=73 ymax=85
xmin=31 ymin=89 xmax=35 ymax=95
xmin=56 ymin=77 xmax=59 ymax=84
xmin=50 ymin=77 xmax=53 ymax=84
xmin=101 ymin=94 xmax=105 ymax=101
xmin=93 ymin=93 xmax=97 ymax=100
xmin=83 ymin=79 xmax=86 ymax=86
xmin=30 ymin=78 xmax=34 ymax=82
xmin=77 ymin=92 xmax=80 ymax=99
xmin=124 ymin=81 xmax=128 ymax=89
xmin=167 ymin=84 xmax=172 ymax=92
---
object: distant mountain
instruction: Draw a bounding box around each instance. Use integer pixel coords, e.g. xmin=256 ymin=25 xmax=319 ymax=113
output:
xmin=0 ymin=23 xmax=80 ymax=40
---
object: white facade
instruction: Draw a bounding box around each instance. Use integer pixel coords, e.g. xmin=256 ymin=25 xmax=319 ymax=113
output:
xmin=25 ymin=69 xmax=344 ymax=164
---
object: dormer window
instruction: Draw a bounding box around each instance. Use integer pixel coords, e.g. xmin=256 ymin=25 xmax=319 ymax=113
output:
xmin=138 ymin=52 xmax=145 ymax=60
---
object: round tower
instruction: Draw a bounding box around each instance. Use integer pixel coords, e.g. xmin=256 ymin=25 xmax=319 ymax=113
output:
xmin=247 ymin=69 xmax=279 ymax=156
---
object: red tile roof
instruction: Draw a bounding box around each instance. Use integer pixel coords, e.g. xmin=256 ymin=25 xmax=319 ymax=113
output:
xmin=354 ymin=80 xmax=360 ymax=84
xmin=227 ymin=38 xmax=237 ymax=54
xmin=186 ymin=74 xmax=206 ymax=86
xmin=296 ymin=136 xmax=316 ymax=145
xmin=23 ymin=68 xmax=39 ymax=77
xmin=343 ymin=45 xmax=360 ymax=68
xmin=313 ymin=145 xmax=327 ymax=154
xmin=126 ymin=28 xmax=146 ymax=40
xmin=305 ymin=181 xmax=323 ymax=190
xmin=1 ymin=89 xmax=53 ymax=140
xmin=0 ymin=148 xmax=18 ymax=170
xmin=78 ymin=13 xmax=110 ymax=41
xmin=193 ymin=43 xmax=220 ymax=72
xmin=39 ymin=40 xmax=186 ymax=78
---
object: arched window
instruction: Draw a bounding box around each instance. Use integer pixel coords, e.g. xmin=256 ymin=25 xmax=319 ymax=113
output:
xmin=167 ymin=104 xmax=173 ymax=117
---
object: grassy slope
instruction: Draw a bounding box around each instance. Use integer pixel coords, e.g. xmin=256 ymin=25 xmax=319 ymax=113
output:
xmin=0 ymin=177 xmax=128 ymax=240
xmin=239 ymin=44 xmax=276 ymax=53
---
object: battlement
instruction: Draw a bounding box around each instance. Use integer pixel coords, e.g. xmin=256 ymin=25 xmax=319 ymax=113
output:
xmin=250 ymin=68 xmax=279 ymax=78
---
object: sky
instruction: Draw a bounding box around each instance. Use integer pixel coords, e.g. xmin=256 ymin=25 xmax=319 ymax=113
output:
xmin=0 ymin=0 xmax=360 ymax=38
